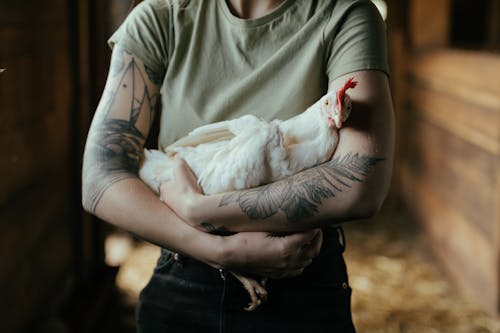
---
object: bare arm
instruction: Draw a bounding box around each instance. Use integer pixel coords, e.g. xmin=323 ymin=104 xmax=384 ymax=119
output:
xmin=82 ymin=46 xmax=320 ymax=276
xmin=161 ymin=70 xmax=394 ymax=233
xmin=82 ymin=45 xmax=213 ymax=260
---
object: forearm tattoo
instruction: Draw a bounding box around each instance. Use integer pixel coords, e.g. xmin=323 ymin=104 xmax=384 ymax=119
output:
xmin=200 ymin=222 xmax=233 ymax=236
xmin=82 ymin=46 xmax=161 ymax=213
xmin=219 ymin=153 xmax=384 ymax=223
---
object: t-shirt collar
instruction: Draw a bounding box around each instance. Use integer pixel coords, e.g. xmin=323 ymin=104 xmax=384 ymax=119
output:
xmin=217 ymin=0 xmax=296 ymax=28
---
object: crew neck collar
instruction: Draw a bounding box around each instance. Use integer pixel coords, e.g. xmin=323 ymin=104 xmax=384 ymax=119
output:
xmin=217 ymin=0 xmax=295 ymax=28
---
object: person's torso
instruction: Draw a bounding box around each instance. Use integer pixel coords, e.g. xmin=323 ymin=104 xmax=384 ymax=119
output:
xmin=158 ymin=0 xmax=337 ymax=148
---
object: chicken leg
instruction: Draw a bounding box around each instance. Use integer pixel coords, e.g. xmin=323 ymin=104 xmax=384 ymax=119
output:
xmin=230 ymin=271 xmax=268 ymax=311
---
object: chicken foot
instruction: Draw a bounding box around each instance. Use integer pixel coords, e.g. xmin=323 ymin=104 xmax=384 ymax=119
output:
xmin=230 ymin=271 xmax=268 ymax=311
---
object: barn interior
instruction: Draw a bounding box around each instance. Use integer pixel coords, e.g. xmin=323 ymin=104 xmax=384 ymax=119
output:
xmin=0 ymin=0 xmax=499 ymax=332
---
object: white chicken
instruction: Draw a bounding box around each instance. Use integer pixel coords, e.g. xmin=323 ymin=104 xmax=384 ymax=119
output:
xmin=139 ymin=77 xmax=357 ymax=310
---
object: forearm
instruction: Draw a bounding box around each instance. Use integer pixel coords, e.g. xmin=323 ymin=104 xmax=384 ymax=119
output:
xmin=83 ymin=173 xmax=224 ymax=266
xmin=192 ymin=150 xmax=390 ymax=234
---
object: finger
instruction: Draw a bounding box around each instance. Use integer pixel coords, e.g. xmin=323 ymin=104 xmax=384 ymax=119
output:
xmin=298 ymin=232 xmax=322 ymax=261
xmin=271 ymin=268 xmax=305 ymax=279
xmin=159 ymin=181 xmax=170 ymax=201
xmin=174 ymin=156 xmax=195 ymax=176
xmin=172 ymin=157 xmax=204 ymax=193
xmin=281 ymin=229 xmax=319 ymax=248
xmin=309 ymin=229 xmax=323 ymax=257
xmin=172 ymin=156 xmax=188 ymax=177
xmin=281 ymin=258 xmax=313 ymax=274
xmin=289 ymin=267 xmax=306 ymax=277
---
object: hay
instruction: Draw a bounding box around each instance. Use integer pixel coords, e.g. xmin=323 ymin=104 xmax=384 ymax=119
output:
xmin=115 ymin=241 xmax=159 ymax=304
xmin=344 ymin=214 xmax=500 ymax=333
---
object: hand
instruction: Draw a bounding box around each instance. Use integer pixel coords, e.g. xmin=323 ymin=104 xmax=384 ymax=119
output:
xmin=159 ymin=157 xmax=204 ymax=226
xmin=221 ymin=229 xmax=323 ymax=279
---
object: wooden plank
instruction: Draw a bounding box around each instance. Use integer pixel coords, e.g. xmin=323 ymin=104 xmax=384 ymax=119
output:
xmin=493 ymin=152 xmax=500 ymax=315
xmin=407 ymin=84 xmax=499 ymax=155
xmin=401 ymin=108 xmax=497 ymax=239
xmin=387 ymin=30 xmax=407 ymax=205
xmin=487 ymin=0 xmax=500 ymax=50
xmin=2 ymin=215 xmax=73 ymax=333
xmin=109 ymin=0 xmax=133 ymax=36
xmin=410 ymin=50 xmax=500 ymax=111
xmin=0 ymin=112 xmax=70 ymax=204
xmin=400 ymin=165 xmax=498 ymax=312
xmin=409 ymin=0 xmax=451 ymax=50
xmin=0 ymin=1 xmax=85 ymax=331
xmin=0 ymin=178 xmax=73 ymax=333
xmin=0 ymin=17 xmax=71 ymax=204
xmin=497 ymin=156 xmax=500 ymax=314
xmin=0 ymin=177 xmax=70 ymax=281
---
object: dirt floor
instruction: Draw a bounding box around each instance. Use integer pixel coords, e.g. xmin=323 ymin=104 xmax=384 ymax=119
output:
xmin=101 ymin=211 xmax=500 ymax=333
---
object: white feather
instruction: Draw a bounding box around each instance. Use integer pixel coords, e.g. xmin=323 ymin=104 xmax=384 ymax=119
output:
xmin=139 ymin=88 xmax=350 ymax=195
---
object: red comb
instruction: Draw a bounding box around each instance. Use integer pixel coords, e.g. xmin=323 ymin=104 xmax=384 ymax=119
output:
xmin=336 ymin=77 xmax=357 ymax=109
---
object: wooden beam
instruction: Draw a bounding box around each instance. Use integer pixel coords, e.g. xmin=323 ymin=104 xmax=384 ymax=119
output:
xmin=407 ymin=83 xmax=499 ymax=155
xmin=410 ymin=50 xmax=500 ymax=110
xmin=400 ymin=165 xmax=498 ymax=312
xmin=402 ymin=110 xmax=497 ymax=239
xmin=409 ymin=0 xmax=451 ymax=50
xmin=487 ymin=0 xmax=500 ymax=50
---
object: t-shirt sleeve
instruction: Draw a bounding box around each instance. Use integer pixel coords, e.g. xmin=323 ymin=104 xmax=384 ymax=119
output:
xmin=108 ymin=0 xmax=170 ymax=73
xmin=325 ymin=0 xmax=389 ymax=81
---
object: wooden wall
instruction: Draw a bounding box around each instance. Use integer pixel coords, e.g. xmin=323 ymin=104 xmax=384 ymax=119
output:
xmin=0 ymin=0 xmax=126 ymax=331
xmin=400 ymin=50 xmax=500 ymax=312
xmin=0 ymin=1 xmax=77 ymax=331
xmin=393 ymin=0 xmax=500 ymax=314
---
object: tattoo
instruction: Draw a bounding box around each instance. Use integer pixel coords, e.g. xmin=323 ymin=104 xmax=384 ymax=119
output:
xmin=83 ymin=48 xmax=161 ymax=213
xmin=200 ymin=222 xmax=233 ymax=236
xmin=219 ymin=153 xmax=384 ymax=222
xmin=145 ymin=64 xmax=164 ymax=85
xmin=83 ymin=120 xmax=145 ymax=212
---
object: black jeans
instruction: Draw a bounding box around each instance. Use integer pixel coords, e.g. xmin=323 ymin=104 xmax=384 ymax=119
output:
xmin=137 ymin=227 xmax=356 ymax=333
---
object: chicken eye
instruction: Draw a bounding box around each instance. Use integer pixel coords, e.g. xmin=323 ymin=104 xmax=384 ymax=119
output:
xmin=325 ymin=100 xmax=329 ymax=106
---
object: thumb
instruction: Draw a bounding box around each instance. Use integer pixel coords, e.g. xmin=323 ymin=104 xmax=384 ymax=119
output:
xmin=172 ymin=156 xmax=204 ymax=194
xmin=172 ymin=156 xmax=192 ymax=180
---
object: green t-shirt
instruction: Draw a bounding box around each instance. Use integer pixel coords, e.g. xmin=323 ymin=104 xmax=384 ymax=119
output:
xmin=109 ymin=0 xmax=389 ymax=149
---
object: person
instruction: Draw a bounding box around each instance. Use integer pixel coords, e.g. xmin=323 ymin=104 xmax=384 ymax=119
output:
xmin=82 ymin=0 xmax=394 ymax=331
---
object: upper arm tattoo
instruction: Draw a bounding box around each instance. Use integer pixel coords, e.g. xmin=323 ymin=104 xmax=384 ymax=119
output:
xmin=82 ymin=46 xmax=162 ymax=213
xmin=219 ymin=153 xmax=384 ymax=223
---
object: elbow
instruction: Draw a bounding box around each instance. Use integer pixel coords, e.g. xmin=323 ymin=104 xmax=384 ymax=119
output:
xmin=357 ymin=185 xmax=389 ymax=219
xmin=80 ymin=162 xmax=103 ymax=214
xmin=357 ymin=165 xmax=393 ymax=219
xmin=359 ymin=196 xmax=385 ymax=219
xmin=81 ymin=153 xmax=97 ymax=214
xmin=81 ymin=178 xmax=95 ymax=214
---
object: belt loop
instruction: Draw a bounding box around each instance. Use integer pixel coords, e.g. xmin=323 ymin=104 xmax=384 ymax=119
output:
xmin=219 ymin=268 xmax=226 ymax=281
xmin=173 ymin=252 xmax=183 ymax=265
xmin=336 ymin=226 xmax=346 ymax=253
